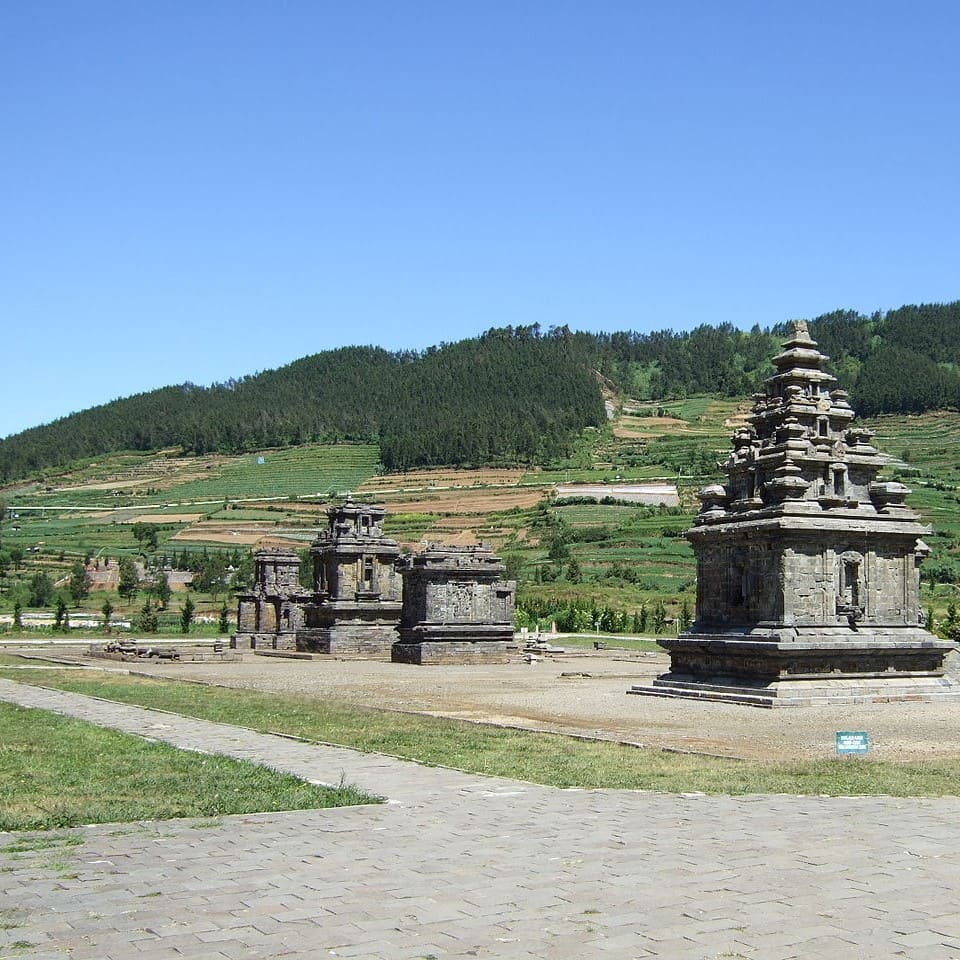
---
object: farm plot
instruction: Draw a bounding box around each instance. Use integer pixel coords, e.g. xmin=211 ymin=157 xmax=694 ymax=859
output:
xmin=160 ymin=444 xmax=380 ymax=502
xmin=359 ymin=466 xmax=526 ymax=495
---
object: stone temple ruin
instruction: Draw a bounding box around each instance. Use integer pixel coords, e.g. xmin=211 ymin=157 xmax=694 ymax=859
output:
xmin=235 ymin=547 xmax=311 ymax=649
xmin=394 ymin=544 xmax=516 ymax=664
xmin=630 ymin=319 xmax=959 ymax=707
xmin=299 ymin=501 xmax=404 ymax=658
xmin=233 ymin=500 xmax=516 ymax=664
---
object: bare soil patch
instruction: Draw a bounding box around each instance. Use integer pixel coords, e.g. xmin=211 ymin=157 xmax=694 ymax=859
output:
xmin=612 ymin=415 xmax=692 ymax=439
xmin=120 ymin=513 xmax=204 ymax=524
xmin=60 ymin=476 xmax=160 ymax=492
xmin=373 ymin=487 xmax=545 ymax=515
xmin=359 ymin=468 xmax=526 ymax=493
xmin=170 ymin=522 xmax=277 ymax=545
xmin=115 ymin=648 xmax=960 ymax=763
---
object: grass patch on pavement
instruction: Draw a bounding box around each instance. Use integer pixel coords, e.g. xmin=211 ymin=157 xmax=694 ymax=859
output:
xmin=0 ymin=700 xmax=379 ymax=831
xmin=3 ymin=669 xmax=960 ymax=799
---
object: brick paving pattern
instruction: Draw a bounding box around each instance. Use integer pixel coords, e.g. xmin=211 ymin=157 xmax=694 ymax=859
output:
xmin=2 ymin=677 xmax=960 ymax=959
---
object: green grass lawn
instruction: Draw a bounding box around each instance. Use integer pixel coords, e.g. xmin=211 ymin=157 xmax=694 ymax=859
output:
xmin=3 ymin=668 xmax=960 ymax=800
xmin=0 ymin=700 xmax=379 ymax=831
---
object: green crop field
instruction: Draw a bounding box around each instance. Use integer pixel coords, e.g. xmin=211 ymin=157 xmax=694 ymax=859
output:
xmin=159 ymin=444 xmax=379 ymax=502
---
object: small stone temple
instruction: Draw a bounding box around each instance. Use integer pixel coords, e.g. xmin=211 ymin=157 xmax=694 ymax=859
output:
xmin=234 ymin=547 xmax=311 ymax=650
xmin=629 ymin=320 xmax=959 ymax=706
xmin=392 ymin=544 xmax=516 ymax=664
xmin=232 ymin=501 xmax=518 ymax=663
xmin=297 ymin=500 xmax=404 ymax=658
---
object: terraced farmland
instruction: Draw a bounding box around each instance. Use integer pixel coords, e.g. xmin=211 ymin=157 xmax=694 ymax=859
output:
xmin=2 ymin=402 xmax=958 ymax=636
xmin=159 ymin=444 xmax=379 ymax=502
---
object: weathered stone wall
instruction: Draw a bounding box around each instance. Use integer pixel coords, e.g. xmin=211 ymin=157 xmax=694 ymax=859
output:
xmin=694 ymin=540 xmax=784 ymax=626
xmin=417 ymin=580 xmax=514 ymax=624
xmin=297 ymin=625 xmax=396 ymax=660
xmin=392 ymin=640 xmax=512 ymax=665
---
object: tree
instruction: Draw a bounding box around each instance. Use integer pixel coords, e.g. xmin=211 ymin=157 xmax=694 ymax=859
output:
xmin=153 ymin=571 xmax=172 ymax=609
xmin=13 ymin=601 xmax=22 ymax=629
xmin=218 ymin=602 xmax=231 ymax=634
xmin=945 ymin=602 xmax=960 ymax=642
xmin=566 ymin=557 xmax=582 ymax=583
xmin=102 ymin=598 xmax=114 ymax=632
xmin=118 ymin=556 xmax=139 ymax=599
xmin=180 ymin=596 xmax=195 ymax=634
xmin=191 ymin=551 xmax=230 ymax=597
xmin=137 ymin=599 xmax=159 ymax=633
xmin=653 ymin=600 xmax=667 ymax=635
xmin=54 ymin=595 xmax=69 ymax=630
xmin=10 ymin=545 xmax=24 ymax=571
xmin=28 ymin=571 xmax=54 ymax=607
xmin=68 ymin=560 xmax=92 ymax=605
xmin=132 ymin=522 xmax=160 ymax=552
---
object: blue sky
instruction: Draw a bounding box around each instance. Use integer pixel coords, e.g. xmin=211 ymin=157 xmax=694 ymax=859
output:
xmin=2 ymin=1 xmax=958 ymax=439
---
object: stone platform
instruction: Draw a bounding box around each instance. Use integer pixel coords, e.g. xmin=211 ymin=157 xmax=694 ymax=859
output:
xmin=295 ymin=625 xmax=396 ymax=660
xmin=629 ymin=674 xmax=960 ymax=708
xmin=630 ymin=628 xmax=960 ymax=707
xmin=392 ymin=639 xmax=514 ymax=665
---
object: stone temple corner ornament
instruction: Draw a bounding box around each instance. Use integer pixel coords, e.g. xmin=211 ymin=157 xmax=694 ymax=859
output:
xmin=629 ymin=320 xmax=960 ymax=707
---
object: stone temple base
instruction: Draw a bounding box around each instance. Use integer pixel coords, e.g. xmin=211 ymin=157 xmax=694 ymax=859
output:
xmin=392 ymin=640 xmax=513 ymax=665
xmin=231 ymin=633 xmax=297 ymax=652
xmin=628 ymin=627 xmax=960 ymax=707
xmin=295 ymin=626 xmax=396 ymax=660
xmin=629 ymin=674 xmax=960 ymax=708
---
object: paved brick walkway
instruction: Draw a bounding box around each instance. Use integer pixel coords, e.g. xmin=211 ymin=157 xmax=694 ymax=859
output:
xmin=2 ymin=678 xmax=960 ymax=959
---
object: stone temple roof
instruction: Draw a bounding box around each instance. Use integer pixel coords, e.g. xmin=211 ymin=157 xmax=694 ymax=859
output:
xmin=696 ymin=320 xmax=914 ymax=523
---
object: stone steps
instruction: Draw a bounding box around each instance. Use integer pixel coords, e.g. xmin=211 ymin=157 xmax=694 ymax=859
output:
xmin=628 ymin=675 xmax=960 ymax=708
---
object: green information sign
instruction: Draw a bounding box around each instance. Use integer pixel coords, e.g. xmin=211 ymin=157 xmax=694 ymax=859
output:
xmin=836 ymin=731 xmax=869 ymax=755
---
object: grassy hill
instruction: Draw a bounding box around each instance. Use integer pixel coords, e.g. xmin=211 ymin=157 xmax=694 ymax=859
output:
xmin=2 ymin=397 xmax=957 ymax=639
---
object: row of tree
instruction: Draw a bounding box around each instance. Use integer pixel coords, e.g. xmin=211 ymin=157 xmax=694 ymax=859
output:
xmin=515 ymin=596 xmax=692 ymax=635
xmin=1 ymin=302 xmax=957 ymax=481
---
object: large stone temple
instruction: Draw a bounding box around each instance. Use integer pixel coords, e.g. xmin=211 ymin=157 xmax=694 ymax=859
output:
xmin=630 ymin=320 xmax=959 ymax=706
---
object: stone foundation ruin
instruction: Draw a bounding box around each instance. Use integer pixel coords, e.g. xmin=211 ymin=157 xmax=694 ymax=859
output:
xmin=629 ymin=320 xmax=960 ymax=707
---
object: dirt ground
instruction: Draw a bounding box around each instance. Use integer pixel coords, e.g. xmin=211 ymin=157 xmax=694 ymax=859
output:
xmin=55 ymin=644 xmax=960 ymax=763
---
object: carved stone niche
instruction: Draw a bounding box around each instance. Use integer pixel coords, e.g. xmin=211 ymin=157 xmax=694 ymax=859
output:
xmin=835 ymin=550 xmax=865 ymax=625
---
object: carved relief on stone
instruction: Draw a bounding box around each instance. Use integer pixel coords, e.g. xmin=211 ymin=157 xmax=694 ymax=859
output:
xmin=449 ymin=581 xmax=474 ymax=620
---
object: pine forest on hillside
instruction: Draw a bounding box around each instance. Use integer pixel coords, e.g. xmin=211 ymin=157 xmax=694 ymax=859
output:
xmin=1 ymin=300 xmax=959 ymax=483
